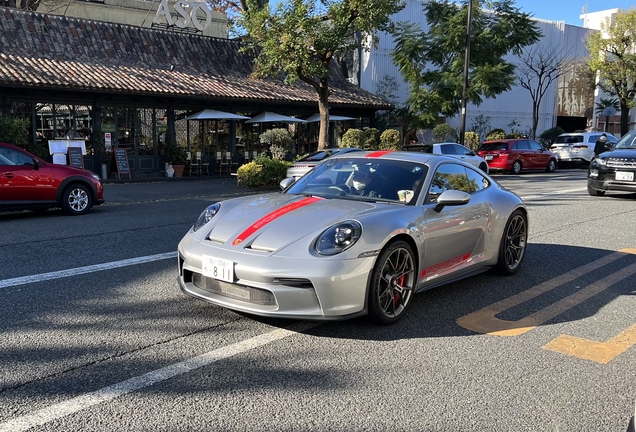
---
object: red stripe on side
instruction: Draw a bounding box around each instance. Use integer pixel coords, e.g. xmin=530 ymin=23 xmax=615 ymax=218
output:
xmin=232 ymin=196 xmax=322 ymax=246
xmin=365 ymin=151 xmax=392 ymax=158
xmin=420 ymin=253 xmax=472 ymax=277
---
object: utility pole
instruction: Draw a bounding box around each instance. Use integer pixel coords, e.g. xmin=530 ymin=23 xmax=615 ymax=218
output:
xmin=459 ymin=0 xmax=473 ymax=145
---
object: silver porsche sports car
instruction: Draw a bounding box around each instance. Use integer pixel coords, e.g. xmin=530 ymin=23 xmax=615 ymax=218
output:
xmin=178 ymin=151 xmax=528 ymax=324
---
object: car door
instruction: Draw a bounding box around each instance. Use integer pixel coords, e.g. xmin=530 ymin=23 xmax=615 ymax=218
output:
xmin=418 ymin=162 xmax=491 ymax=287
xmin=0 ymin=146 xmax=55 ymax=204
xmin=513 ymin=140 xmax=534 ymax=168
xmin=451 ymin=144 xmax=479 ymax=169
xmin=528 ymin=140 xmax=550 ymax=168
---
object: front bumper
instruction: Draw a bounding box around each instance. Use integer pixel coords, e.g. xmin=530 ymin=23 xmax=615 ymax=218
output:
xmin=588 ymin=168 xmax=636 ymax=192
xmin=177 ymin=234 xmax=376 ymax=320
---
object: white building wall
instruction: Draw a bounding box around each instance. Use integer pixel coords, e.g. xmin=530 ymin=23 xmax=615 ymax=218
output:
xmin=359 ymin=0 xmax=595 ymax=140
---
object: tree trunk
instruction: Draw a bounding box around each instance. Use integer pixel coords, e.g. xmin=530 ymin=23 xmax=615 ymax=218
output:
xmin=531 ymin=101 xmax=539 ymax=140
xmin=317 ymin=84 xmax=330 ymax=150
xmin=620 ymin=101 xmax=630 ymax=136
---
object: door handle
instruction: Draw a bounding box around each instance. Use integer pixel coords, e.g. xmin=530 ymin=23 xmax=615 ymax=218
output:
xmin=1 ymin=173 xmax=15 ymax=178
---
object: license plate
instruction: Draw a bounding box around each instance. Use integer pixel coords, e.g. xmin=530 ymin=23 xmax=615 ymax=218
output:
xmin=615 ymin=171 xmax=634 ymax=181
xmin=202 ymin=255 xmax=234 ymax=283
xmin=485 ymin=155 xmax=493 ymax=160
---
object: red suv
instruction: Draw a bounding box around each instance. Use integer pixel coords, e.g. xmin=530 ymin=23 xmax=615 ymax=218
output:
xmin=0 ymin=142 xmax=104 ymax=215
xmin=477 ymin=139 xmax=557 ymax=174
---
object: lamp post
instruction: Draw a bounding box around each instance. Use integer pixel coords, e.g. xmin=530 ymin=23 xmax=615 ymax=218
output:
xmin=459 ymin=0 xmax=473 ymax=146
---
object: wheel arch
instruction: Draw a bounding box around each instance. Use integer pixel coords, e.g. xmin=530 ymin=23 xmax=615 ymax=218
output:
xmin=56 ymin=176 xmax=99 ymax=204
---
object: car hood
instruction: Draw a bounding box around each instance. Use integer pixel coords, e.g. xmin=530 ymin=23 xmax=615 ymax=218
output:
xmin=603 ymin=148 xmax=636 ymax=159
xmin=205 ymin=193 xmax=380 ymax=252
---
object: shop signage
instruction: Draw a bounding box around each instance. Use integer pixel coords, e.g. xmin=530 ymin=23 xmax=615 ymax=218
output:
xmin=153 ymin=0 xmax=212 ymax=31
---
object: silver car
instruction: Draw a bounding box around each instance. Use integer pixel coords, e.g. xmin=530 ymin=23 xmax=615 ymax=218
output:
xmin=178 ymin=151 xmax=528 ymax=324
xmin=286 ymin=147 xmax=362 ymax=179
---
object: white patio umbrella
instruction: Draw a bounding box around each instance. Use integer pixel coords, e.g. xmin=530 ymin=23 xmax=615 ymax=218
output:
xmin=245 ymin=111 xmax=306 ymax=123
xmin=304 ymin=114 xmax=355 ymax=123
xmin=184 ymin=109 xmax=250 ymax=121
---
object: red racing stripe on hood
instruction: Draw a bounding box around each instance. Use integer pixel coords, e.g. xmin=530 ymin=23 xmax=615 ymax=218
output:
xmin=231 ymin=196 xmax=323 ymax=246
xmin=366 ymin=151 xmax=392 ymax=158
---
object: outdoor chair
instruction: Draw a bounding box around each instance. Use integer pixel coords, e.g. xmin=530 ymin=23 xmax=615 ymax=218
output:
xmin=186 ymin=152 xmax=200 ymax=176
xmin=197 ymin=152 xmax=210 ymax=175
xmin=226 ymin=152 xmax=238 ymax=174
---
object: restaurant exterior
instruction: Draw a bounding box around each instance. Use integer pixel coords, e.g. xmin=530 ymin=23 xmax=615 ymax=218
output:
xmin=0 ymin=6 xmax=391 ymax=178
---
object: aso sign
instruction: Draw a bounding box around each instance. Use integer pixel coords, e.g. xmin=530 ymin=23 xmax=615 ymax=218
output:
xmin=153 ymin=0 xmax=213 ymax=31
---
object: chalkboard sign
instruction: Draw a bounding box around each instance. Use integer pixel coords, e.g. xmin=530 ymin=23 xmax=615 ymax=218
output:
xmin=68 ymin=147 xmax=84 ymax=168
xmin=114 ymin=148 xmax=132 ymax=180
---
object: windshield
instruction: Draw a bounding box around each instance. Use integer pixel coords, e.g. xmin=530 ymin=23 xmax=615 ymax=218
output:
xmin=285 ymin=157 xmax=427 ymax=204
xmin=555 ymin=135 xmax=583 ymax=144
xmin=615 ymin=130 xmax=636 ymax=149
xmin=297 ymin=149 xmax=339 ymax=162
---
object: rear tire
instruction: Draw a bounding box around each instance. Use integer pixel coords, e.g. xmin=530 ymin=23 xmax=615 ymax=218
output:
xmin=61 ymin=183 xmax=91 ymax=215
xmin=368 ymin=240 xmax=416 ymax=325
xmin=495 ymin=210 xmax=527 ymax=275
xmin=511 ymin=160 xmax=522 ymax=174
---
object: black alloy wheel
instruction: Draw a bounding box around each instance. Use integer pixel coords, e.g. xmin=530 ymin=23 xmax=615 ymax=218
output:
xmin=368 ymin=240 xmax=416 ymax=324
xmin=495 ymin=209 xmax=528 ymax=275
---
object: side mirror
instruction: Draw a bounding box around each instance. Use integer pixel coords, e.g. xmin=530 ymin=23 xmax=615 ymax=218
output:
xmin=31 ymin=158 xmax=40 ymax=170
xmin=433 ymin=190 xmax=471 ymax=212
xmin=279 ymin=177 xmax=295 ymax=190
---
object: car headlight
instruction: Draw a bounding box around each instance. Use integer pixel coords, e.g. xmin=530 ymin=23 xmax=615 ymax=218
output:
xmin=315 ymin=221 xmax=362 ymax=256
xmin=91 ymin=173 xmax=101 ymax=182
xmin=594 ymin=158 xmax=607 ymax=166
xmin=193 ymin=203 xmax=221 ymax=232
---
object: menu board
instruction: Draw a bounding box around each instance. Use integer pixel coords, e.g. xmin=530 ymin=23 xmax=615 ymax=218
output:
xmin=114 ymin=148 xmax=131 ymax=180
xmin=68 ymin=146 xmax=84 ymax=168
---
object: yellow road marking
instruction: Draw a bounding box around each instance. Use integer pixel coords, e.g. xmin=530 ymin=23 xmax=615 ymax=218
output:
xmin=543 ymin=323 xmax=636 ymax=364
xmin=456 ymin=249 xmax=636 ymax=336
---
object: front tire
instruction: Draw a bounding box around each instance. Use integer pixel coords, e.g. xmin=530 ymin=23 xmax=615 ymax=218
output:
xmin=511 ymin=160 xmax=522 ymax=174
xmin=368 ymin=240 xmax=416 ymax=324
xmin=587 ymin=183 xmax=605 ymax=196
xmin=495 ymin=209 xmax=527 ymax=275
xmin=61 ymin=183 xmax=91 ymax=215
xmin=545 ymin=159 xmax=557 ymax=172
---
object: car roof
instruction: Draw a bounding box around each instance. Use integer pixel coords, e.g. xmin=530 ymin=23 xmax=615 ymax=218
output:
xmin=558 ymin=132 xmax=615 ymax=137
xmin=330 ymin=150 xmax=466 ymax=166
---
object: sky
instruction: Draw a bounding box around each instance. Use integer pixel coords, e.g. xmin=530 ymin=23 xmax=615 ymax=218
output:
xmin=514 ymin=0 xmax=636 ymax=26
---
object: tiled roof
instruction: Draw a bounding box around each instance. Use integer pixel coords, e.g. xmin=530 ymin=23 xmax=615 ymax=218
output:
xmin=0 ymin=7 xmax=392 ymax=109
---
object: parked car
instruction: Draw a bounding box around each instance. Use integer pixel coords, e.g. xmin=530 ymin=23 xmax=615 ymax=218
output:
xmin=286 ymin=147 xmax=362 ymax=179
xmin=178 ymin=151 xmax=528 ymax=324
xmin=405 ymin=142 xmax=489 ymax=173
xmin=587 ymin=129 xmax=636 ymax=196
xmin=550 ymin=132 xmax=618 ymax=166
xmin=477 ymin=139 xmax=557 ymax=174
xmin=0 ymin=142 xmax=104 ymax=215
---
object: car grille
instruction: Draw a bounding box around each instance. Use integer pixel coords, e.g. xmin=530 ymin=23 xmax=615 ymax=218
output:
xmin=607 ymin=157 xmax=636 ymax=168
xmin=192 ymin=273 xmax=276 ymax=306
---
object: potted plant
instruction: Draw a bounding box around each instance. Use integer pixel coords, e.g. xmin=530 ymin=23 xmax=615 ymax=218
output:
xmin=163 ymin=144 xmax=188 ymax=177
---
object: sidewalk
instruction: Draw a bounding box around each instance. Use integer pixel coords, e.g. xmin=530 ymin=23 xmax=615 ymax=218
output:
xmin=102 ymin=175 xmax=256 ymax=204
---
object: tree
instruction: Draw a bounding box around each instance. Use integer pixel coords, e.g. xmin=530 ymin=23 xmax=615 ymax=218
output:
xmin=516 ymin=45 xmax=571 ymax=139
xmin=391 ymin=0 xmax=541 ymax=129
xmin=587 ymin=9 xmax=636 ymax=135
xmin=240 ymin=0 xmax=404 ymax=150
xmin=595 ymin=96 xmax=621 ymax=132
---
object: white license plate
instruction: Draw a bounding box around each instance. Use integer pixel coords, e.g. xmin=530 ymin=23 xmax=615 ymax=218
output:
xmin=485 ymin=155 xmax=494 ymax=160
xmin=202 ymin=255 xmax=234 ymax=283
xmin=615 ymin=171 xmax=634 ymax=181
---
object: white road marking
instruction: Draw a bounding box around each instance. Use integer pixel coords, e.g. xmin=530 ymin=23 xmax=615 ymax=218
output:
xmin=0 ymin=321 xmax=319 ymax=432
xmin=520 ymin=187 xmax=586 ymax=201
xmin=0 ymin=252 xmax=177 ymax=289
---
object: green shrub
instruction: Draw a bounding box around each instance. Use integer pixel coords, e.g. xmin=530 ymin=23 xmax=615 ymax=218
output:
xmin=379 ymin=129 xmax=401 ymax=150
xmin=260 ymin=128 xmax=293 ymax=160
xmin=432 ymin=124 xmax=458 ymax=143
xmin=0 ymin=116 xmax=48 ymax=158
xmin=362 ymin=128 xmax=380 ymax=150
xmin=236 ymin=156 xmax=291 ymax=188
xmin=341 ymin=128 xmax=364 ymax=148
xmin=505 ymin=132 xmax=523 ymax=139
xmin=464 ymin=132 xmax=480 ymax=151
xmin=486 ymin=128 xmax=506 ymax=141
xmin=538 ymin=126 xmax=565 ymax=147
xmin=163 ymin=144 xmax=188 ymax=165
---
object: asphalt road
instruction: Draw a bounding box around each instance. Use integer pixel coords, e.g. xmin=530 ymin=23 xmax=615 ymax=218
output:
xmin=0 ymin=170 xmax=634 ymax=432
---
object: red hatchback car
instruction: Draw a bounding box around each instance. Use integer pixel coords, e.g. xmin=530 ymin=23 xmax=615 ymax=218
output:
xmin=0 ymin=142 xmax=104 ymax=215
xmin=477 ymin=139 xmax=558 ymax=174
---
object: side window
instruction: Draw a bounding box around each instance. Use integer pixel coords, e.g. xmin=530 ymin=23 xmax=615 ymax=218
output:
xmin=465 ymin=167 xmax=489 ymax=192
xmin=452 ymin=144 xmax=472 ymax=156
xmin=440 ymin=144 xmax=456 ymax=155
xmin=428 ymin=163 xmax=478 ymax=202
xmin=588 ymin=135 xmax=601 ymax=143
xmin=528 ymin=140 xmax=543 ymax=151
xmin=0 ymin=148 xmax=28 ymax=166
